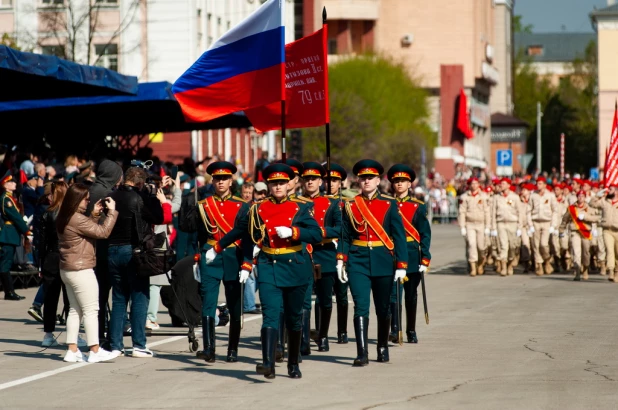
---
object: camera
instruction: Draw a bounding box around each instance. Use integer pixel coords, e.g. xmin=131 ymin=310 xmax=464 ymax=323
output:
xmin=131 ymin=159 xmax=153 ymax=170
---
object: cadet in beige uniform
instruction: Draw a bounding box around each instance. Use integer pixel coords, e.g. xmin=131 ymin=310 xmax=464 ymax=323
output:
xmin=487 ymin=184 xmax=500 ymax=269
xmin=527 ymin=177 xmax=559 ymax=276
xmin=458 ymin=178 xmax=490 ymax=276
xmin=552 ymin=183 xmax=570 ymax=271
xmin=560 ymin=190 xmax=600 ymax=281
xmin=567 ymin=179 xmax=582 ymax=205
xmin=491 ymin=178 xmax=522 ymax=276
xmin=589 ymin=185 xmax=618 ymax=282
xmin=519 ymin=183 xmax=534 ymax=271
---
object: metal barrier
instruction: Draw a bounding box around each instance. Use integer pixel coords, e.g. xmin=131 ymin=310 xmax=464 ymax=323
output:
xmin=429 ymin=196 xmax=458 ymax=224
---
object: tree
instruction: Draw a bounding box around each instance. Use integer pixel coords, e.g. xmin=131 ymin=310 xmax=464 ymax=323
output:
xmin=302 ymin=55 xmax=434 ymax=171
xmin=513 ymin=15 xmax=533 ymax=34
xmin=1 ymin=33 xmax=22 ymax=51
xmin=20 ymin=0 xmax=140 ymax=67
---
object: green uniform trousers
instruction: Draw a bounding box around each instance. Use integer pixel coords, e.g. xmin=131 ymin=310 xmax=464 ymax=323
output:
xmin=390 ymin=272 xmax=422 ymax=306
xmin=348 ymin=273 xmax=392 ymax=318
xmin=302 ymin=271 xmax=314 ymax=310
xmin=0 ymin=245 xmax=15 ymax=272
xmin=315 ymin=272 xmax=348 ymax=309
xmin=200 ymin=275 xmax=242 ymax=322
xmin=260 ymin=282 xmax=308 ymax=331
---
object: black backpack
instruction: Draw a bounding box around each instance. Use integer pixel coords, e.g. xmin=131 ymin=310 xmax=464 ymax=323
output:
xmin=178 ymin=188 xmax=199 ymax=233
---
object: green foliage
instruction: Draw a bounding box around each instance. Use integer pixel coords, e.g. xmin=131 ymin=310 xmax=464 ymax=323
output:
xmin=515 ymin=40 xmax=598 ymax=173
xmin=302 ymin=55 xmax=434 ymax=171
xmin=1 ymin=33 xmax=20 ymax=51
xmin=513 ymin=15 xmax=533 ymax=34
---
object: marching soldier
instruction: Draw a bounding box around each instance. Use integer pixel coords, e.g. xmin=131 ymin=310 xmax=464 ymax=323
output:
xmin=0 ymin=171 xmax=29 ymax=300
xmin=301 ymin=162 xmax=342 ymax=352
xmin=559 ymin=190 xmax=599 ymax=281
xmin=323 ymin=163 xmax=350 ymax=343
xmin=491 ymin=178 xmax=522 ymax=276
xmin=196 ymin=161 xmax=251 ymax=363
xmin=207 ymin=163 xmax=322 ymax=379
xmin=553 ymin=183 xmax=570 ymax=271
xmin=387 ymin=164 xmax=431 ymax=344
xmin=458 ymin=178 xmax=490 ymax=276
xmin=337 ymin=160 xmax=408 ymax=366
xmin=590 ymin=185 xmax=618 ymax=282
xmin=527 ymin=177 xmax=559 ymax=276
xmin=519 ymin=183 xmax=534 ymax=271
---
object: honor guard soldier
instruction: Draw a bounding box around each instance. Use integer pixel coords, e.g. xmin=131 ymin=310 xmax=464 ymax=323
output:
xmin=196 ymin=161 xmax=251 ymax=363
xmin=0 ymin=171 xmax=29 ymax=300
xmin=387 ymin=164 xmax=431 ymax=344
xmin=559 ymin=190 xmax=599 ymax=281
xmin=322 ymin=162 xmax=350 ymax=343
xmin=590 ymin=184 xmax=618 ymax=282
xmin=458 ymin=178 xmax=490 ymax=276
xmin=527 ymin=177 xmax=559 ymax=276
xmin=491 ymin=178 xmax=522 ymax=276
xmin=301 ymin=161 xmax=342 ymax=352
xmin=337 ymin=160 xmax=408 ymax=366
xmin=207 ymin=163 xmax=322 ymax=379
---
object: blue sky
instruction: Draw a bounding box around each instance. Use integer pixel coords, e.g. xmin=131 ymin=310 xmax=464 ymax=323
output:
xmin=515 ymin=0 xmax=608 ymax=32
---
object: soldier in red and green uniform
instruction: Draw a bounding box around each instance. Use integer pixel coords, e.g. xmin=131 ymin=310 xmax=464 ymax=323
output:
xmin=387 ymin=164 xmax=431 ymax=344
xmin=208 ymin=163 xmax=322 ymax=379
xmin=196 ymin=161 xmax=251 ymax=363
xmin=338 ymin=160 xmax=408 ymax=366
xmin=0 ymin=171 xmax=29 ymax=300
xmin=301 ymin=162 xmax=341 ymax=352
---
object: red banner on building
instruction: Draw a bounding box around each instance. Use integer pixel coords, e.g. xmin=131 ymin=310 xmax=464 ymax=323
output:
xmin=245 ymin=27 xmax=328 ymax=132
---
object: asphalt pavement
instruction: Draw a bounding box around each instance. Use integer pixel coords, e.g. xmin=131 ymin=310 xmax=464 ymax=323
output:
xmin=1 ymin=223 xmax=617 ymax=409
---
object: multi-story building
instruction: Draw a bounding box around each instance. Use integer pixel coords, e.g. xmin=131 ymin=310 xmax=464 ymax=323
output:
xmin=302 ymin=0 xmax=501 ymax=180
xmin=0 ymin=0 xmax=295 ymax=165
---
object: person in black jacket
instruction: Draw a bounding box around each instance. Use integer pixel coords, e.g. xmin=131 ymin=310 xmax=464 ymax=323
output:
xmin=107 ymin=167 xmax=164 ymax=358
xmin=39 ymin=182 xmax=70 ymax=347
xmin=86 ymin=160 xmax=123 ymax=345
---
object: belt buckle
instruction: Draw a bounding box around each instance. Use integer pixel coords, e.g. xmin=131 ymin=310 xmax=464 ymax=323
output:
xmin=275 ymin=248 xmax=281 ymax=255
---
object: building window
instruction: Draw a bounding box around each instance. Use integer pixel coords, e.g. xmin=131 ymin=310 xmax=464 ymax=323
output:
xmin=328 ymin=39 xmax=337 ymax=55
xmin=0 ymin=0 xmax=13 ymax=8
xmin=94 ymin=44 xmax=118 ymax=72
xmin=40 ymin=0 xmax=64 ymax=5
xmin=41 ymin=45 xmax=65 ymax=57
xmin=527 ymin=45 xmax=544 ymax=56
xmin=95 ymin=0 xmax=118 ymax=3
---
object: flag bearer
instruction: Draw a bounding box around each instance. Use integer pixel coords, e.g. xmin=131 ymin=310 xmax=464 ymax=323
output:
xmin=590 ymin=185 xmax=618 ymax=282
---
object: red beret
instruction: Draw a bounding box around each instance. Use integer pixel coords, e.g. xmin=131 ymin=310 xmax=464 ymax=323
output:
xmin=577 ymin=190 xmax=586 ymax=196
xmin=500 ymin=177 xmax=511 ymax=185
xmin=582 ymin=180 xmax=592 ymax=187
xmin=468 ymin=177 xmax=479 ymax=184
xmin=592 ymin=182 xmax=600 ymax=189
xmin=536 ymin=176 xmax=547 ymax=184
xmin=509 ymin=185 xmax=516 ymax=192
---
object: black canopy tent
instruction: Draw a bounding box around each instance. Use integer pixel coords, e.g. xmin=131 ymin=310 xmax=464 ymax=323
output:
xmin=0 ymin=45 xmax=138 ymax=101
xmin=0 ymin=81 xmax=251 ymax=154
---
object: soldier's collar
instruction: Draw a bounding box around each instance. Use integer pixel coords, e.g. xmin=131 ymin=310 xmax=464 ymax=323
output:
xmin=5 ymin=191 xmax=12 ymax=197
xmin=396 ymin=195 xmax=409 ymax=202
xmin=271 ymin=196 xmax=288 ymax=204
xmin=214 ymin=192 xmax=232 ymax=201
xmin=361 ymin=191 xmax=379 ymax=200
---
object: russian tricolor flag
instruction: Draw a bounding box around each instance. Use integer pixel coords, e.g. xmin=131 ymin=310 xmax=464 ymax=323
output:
xmin=173 ymin=0 xmax=285 ymax=122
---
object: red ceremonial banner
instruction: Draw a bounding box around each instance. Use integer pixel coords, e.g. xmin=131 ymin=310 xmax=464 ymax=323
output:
xmin=245 ymin=27 xmax=328 ymax=132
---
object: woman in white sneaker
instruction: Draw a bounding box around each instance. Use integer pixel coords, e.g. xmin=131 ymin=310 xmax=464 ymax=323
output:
xmin=57 ymin=183 xmax=118 ymax=363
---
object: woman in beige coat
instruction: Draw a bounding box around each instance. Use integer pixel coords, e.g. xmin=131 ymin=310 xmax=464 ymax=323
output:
xmin=57 ymin=183 xmax=118 ymax=363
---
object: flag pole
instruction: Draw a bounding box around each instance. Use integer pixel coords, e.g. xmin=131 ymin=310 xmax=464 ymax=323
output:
xmin=323 ymin=7 xmax=331 ymax=194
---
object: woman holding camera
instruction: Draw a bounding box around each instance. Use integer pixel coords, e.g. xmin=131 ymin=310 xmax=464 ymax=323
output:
xmin=57 ymin=183 xmax=118 ymax=363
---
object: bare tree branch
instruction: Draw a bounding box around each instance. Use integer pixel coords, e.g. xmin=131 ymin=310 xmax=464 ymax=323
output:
xmin=92 ymin=0 xmax=140 ymax=66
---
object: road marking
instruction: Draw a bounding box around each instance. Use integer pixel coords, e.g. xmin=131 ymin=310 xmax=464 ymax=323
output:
xmin=0 ymin=314 xmax=264 ymax=392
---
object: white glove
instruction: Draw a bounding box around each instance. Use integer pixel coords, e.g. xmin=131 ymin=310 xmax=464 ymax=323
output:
xmin=529 ymin=226 xmax=535 ymax=234
xmin=593 ymin=229 xmax=598 ymax=238
xmin=597 ymin=188 xmax=607 ymax=198
xmin=418 ymin=265 xmax=427 ymax=273
xmin=275 ymin=226 xmax=293 ymax=239
xmin=394 ymin=269 xmax=407 ymax=282
xmin=578 ymin=212 xmax=585 ymax=221
xmin=484 ymin=228 xmax=490 ymax=236
xmin=205 ymin=248 xmax=216 ymax=264
xmin=336 ymin=260 xmax=347 ymax=283
xmin=490 ymin=230 xmax=498 ymax=237
xmin=549 ymin=226 xmax=555 ymax=234
xmin=26 ymin=235 xmax=33 ymax=242
xmin=239 ymin=269 xmax=250 ymax=284
xmin=461 ymin=228 xmax=467 ymax=237
xmin=516 ymin=229 xmax=522 ymax=238
xmin=253 ymin=245 xmax=261 ymax=258
xmin=332 ymin=239 xmax=338 ymax=249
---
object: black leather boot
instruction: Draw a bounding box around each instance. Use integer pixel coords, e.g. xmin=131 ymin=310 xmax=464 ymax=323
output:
xmin=310 ymin=304 xmax=320 ymax=341
xmin=377 ymin=316 xmax=390 ymax=362
xmin=389 ymin=302 xmax=400 ymax=343
xmin=406 ymin=294 xmax=419 ymax=343
xmin=226 ymin=320 xmax=241 ymax=362
xmin=196 ymin=316 xmax=216 ymax=362
xmin=300 ymin=309 xmax=311 ymax=356
xmin=287 ymin=329 xmax=302 ymax=378
xmin=256 ymin=327 xmax=277 ymax=379
xmin=353 ymin=316 xmax=369 ymax=366
xmin=276 ymin=312 xmax=285 ymax=362
xmin=337 ymin=303 xmax=349 ymax=344
xmin=316 ymin=306 xmax=332 ymax=352
xmin=1 ymin=272 xmax=23 ymax=300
